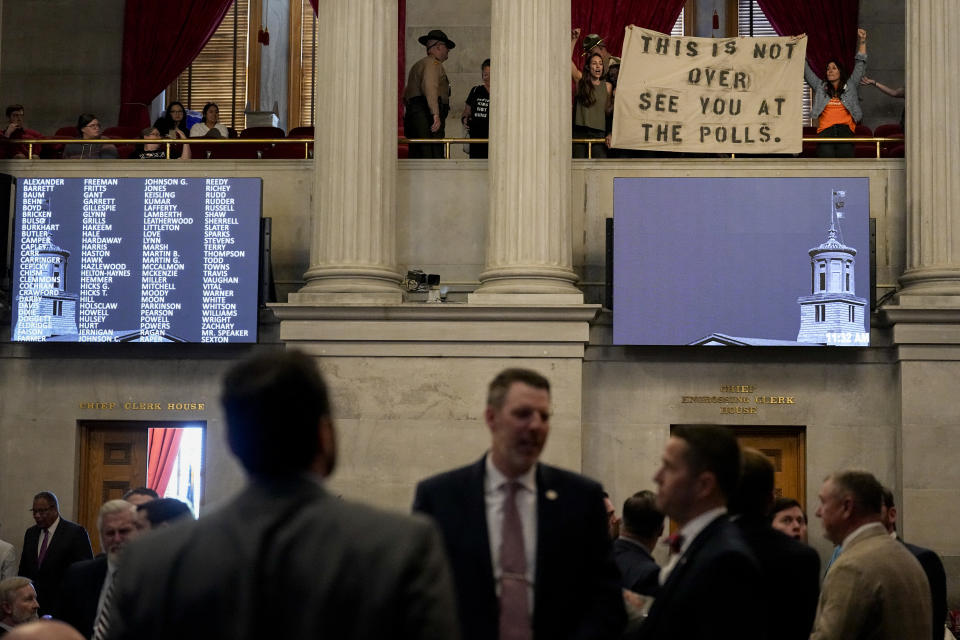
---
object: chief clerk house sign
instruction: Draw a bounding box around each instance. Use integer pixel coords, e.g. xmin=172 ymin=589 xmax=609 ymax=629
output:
xmin=611 ymin=28 xmax=807 ymax=154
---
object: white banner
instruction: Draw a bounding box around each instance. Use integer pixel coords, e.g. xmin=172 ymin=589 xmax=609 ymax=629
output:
xmin=611 ymin=27 xmax=807 ymax=154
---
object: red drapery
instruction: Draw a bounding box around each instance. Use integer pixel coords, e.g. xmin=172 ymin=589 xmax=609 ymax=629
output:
xmin=571 ymin=0 xmax=687 ymax=59
xmin=147 ymin=428 xmax=184 ymax=497
xmin=756 ymin=0 xmax=860 ymax=80
xmin=119 ymin=0 xmax=235 ymax=129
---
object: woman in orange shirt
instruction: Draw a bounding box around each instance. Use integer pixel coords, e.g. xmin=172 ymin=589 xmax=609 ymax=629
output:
xmin=804 ymin=28 xmax=868 ymax=158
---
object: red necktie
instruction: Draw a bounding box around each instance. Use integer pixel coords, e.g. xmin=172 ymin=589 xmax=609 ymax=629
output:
xmin=499 ymin=482 xmax=531 ymax=640
xmin=37 ymin=529 xmax=50 ymax=566
xmin=664 ymin=532 xmax=685 ymax=555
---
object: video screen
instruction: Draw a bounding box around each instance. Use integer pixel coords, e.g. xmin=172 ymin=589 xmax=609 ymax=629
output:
xmin=613 ymin=177 xmax=870 ymax=346
xmin=11 ymin=177 xmax=262 ymax=343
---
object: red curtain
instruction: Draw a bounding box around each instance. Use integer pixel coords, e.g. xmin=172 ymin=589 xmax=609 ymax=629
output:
xmin=147 ymin=428 xmax=185 ymax=496
xmin=571 ymin=0 xmax=687 ymax=59
xmin=119 ymin=0 xmax=235 ymax=128
xmin=755 ymin=0 xmax=860 ymax=80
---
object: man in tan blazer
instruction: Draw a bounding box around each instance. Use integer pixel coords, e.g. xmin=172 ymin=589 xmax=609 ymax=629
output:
xmin=810 ymin=470 xmax=932 ymax=640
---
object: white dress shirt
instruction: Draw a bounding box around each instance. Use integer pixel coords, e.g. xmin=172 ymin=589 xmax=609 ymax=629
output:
xmin=37 ymin=516 xmax=61 ymax=556
xmin=659 ymin=506 xmax=727 ymax=585
xmin=484 ymin=454 xmax=537 ymax=610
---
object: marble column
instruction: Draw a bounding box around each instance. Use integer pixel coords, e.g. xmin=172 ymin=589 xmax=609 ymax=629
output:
xmin=896 ymin=0 xmax=960 ymax=297
xmin=290 ymin=0 xmax=402 ymax=304
xmin=469 ymin=0 xmax=582 ymax=303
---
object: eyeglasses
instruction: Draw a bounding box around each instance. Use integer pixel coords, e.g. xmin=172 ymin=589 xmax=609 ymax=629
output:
xmin=31 ymin=507 xmax=53 ymax=515
xmin=83 ymin=122 xmax=101 ymax=130
xmin=169 ymin=109 xmax=184 ymax=114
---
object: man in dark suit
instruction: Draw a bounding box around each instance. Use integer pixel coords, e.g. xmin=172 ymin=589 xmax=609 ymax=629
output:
xmin=106 ymin=350 xmax=458 ymax=640
xmin=17 ymin=493 xmax=92 ymax=616
xmin=413 ymin=368 xmax=626 ymax=640
xmin=629 ymin=425 xmax=763 ymax=640
xmin=57 ymin=500 xmax=138 ymax=639
xmin=729 ymin=449 xmax=820 ymax=640
xmin=613 ymin=490 xmax=663 ymax=596
xmin=881 ymin=486 xmax=947 ymax=640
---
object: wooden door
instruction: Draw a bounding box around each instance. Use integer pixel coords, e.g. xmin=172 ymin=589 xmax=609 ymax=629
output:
xmin=77 ymin=422 xmax=148 ymax=555
xmin=731 ymin=426 xmax=806 ymax=511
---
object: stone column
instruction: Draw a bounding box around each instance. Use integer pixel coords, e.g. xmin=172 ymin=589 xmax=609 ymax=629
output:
xmin=469 ymin=0 xmax=582 ymax=303
xmin=897 ymin=0 xmax=960 ymax=296
xmin=290 ymin=0 xmax=402 ymax=304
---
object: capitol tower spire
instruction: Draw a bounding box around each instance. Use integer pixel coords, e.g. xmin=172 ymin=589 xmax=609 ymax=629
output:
xmin=797 ymin=190 xmax=868 ymax=344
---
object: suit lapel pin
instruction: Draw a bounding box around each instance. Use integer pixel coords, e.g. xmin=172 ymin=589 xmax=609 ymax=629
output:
xmin=545 ymin=490 xmax=558 ymax=500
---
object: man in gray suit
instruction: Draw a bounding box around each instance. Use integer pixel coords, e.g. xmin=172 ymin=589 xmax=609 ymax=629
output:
xmin=106 ymin=350 xmax=459 ymax=640
xmin=810 ymin=470 xmax=931 ymax=640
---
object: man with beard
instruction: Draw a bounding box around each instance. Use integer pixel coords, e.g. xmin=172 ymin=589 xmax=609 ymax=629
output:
xmin=414 ymin=368 xmax=625 ymax=640
xmin=0 ymin=578 xmax=39 ymax=635
xmin=57 ymin=500 xmax=139 ymax=639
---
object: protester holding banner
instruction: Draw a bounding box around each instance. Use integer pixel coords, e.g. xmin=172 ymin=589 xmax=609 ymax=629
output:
xmin=804 ymin=28 xmax=868 ymax=158
xmin=573 ymin=52 xmax=612 ymax=158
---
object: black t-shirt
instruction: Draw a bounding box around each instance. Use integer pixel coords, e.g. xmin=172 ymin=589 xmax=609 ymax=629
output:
xmin=465 ymin=84 xmax=490 ymax=138
xmin=136 ymin=149 xmax=166 ymax=160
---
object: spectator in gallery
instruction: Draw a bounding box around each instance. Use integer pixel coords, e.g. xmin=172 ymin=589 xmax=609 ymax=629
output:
xmin=189 ymin=102 xmax=229 ymax=139
xmin=573 ymin=52 xmax=612 ymax=159
xmin=804 ymin=28 xmax=868 ymax=158
xmin=571 ymin=28 xmax=610 ymax=82
xmin=461 ymin=58 xmax=490 ymax=159
xmin=0 ymin=105 xmax=42 ymax=159
xmin=121 ymin=488 xmax=158 ymax=507
xmin=135 ymin=126 xmax=190 ymax=160
xmin=403 ymin=29 xmax=455 ymax=159
xmin=861 ymin=75 xmax=905 ymax=130
xmin=62 ymin=114 xmax=118 ymax=160
xmin=153 ymin=102 xmax=190 ymax=158
xmin=770 ymin=497 xmax=809 ymax=543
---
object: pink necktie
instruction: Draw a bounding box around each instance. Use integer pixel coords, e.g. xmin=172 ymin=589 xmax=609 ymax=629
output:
xmin=37 ymin=529 xmax=49 ymax=566
xmin=499 ymin=482 xmax=531 ymax=640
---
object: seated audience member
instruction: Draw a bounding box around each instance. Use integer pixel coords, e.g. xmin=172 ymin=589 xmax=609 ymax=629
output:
xmin=134 ymin=498 xmax=193 ymax=532
xmin=153 ymin=102 xmax=190 ymax=158
xmin=0 ymin=105 xmax=42 ymax=159
xmin=57 ymin=500 xmax=139 ymax=639
xmin=62 ymin=114 xmax=118 ymax=160
xmin=0 ymin=577 xmax=40 ymax=634
xmin=121 ymin=487 xmax=158 ymax=507
xmin=189 ymin=102 xmax=229 ymax=138
xmin=770 ymin=496 xmax=809 ymax=543
xmin=614 ymin=490 xmax=663 ymax=596
xmin=730 ymin=449 xmax=820 ymax=640
xmin=881 ymin=486 xmax=946 ymax=640
xmin=4 ymin=620 xmax=84 ymax=640
xmin=135 ymin=126 xmax=190 ymax=160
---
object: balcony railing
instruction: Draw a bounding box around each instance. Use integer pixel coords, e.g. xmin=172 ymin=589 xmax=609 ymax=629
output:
xmin=1 ymin=136 xmax=906 ymax=160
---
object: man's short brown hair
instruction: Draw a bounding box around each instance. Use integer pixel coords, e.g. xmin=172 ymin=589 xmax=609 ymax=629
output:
xmin=827 ymin=470 xmax=883 ymax=515
xmin=6 ymin=104 xmax=23 ymax=119
xmin=486 ymin=368 xmax=550 ymax=409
